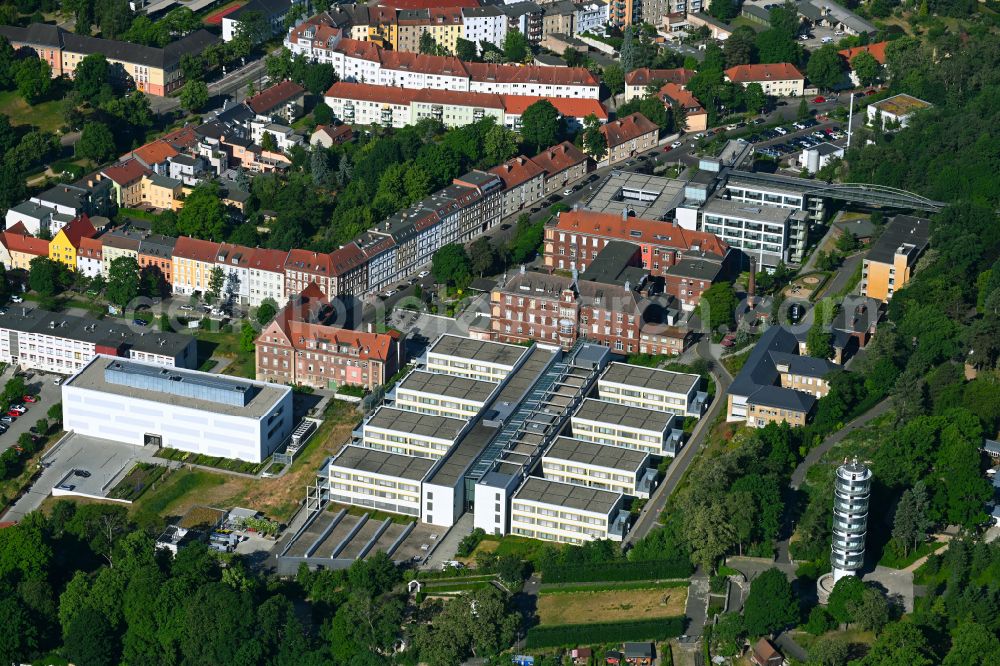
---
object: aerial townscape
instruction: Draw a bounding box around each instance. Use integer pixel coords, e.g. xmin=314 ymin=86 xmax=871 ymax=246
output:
xmin=0 ymin=0 xmax=998 ymax=664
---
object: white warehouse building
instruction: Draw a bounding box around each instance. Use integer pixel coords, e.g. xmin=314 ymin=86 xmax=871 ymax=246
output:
xmin=62 ymin=356 xmax=294 ymax=463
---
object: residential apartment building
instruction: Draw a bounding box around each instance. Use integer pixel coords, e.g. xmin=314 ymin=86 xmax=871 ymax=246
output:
xmin=531 ymin=141 xmax=590 ymax=195
xmin=727 ymin=326 xmax=838 ymax=428
xmin=861 ymin=214 xmax=930 ymax=302
xmin=700 ymin=197 xmax=806 ymax=269
xmin=76 ymin=236 xmax=103 ymax=278
xmin=541 ymin=1 xmax=577 ymax=40
xmin=498 ymin=2 xmax=545 ymax=44
xmin=255 ymin=286 xmax=403 ymax=389
xmin=571 ymin=397 xmax=682 ymax=456
xmin=624 ymin=67 xmax=696 ymax=102
xmin=659 ymin=82 xmax=709 ymax=132
xmin=100 ymin=160 xmax=150 ymax=208
xmin=0 ymin=23 xmax=219 ymax=96
xmin=48 ymin=215 xmax=97 ymax=271
xmin=1 ymin=223 xmax=49 ymax=270
xmin=424 ymin=334 xmax=530 ymax=383
xmin=724 ymin=63 xmax=805 ymax=97
xmin=325 ymin=446 xmax=434 ymax=517
xmin=137 ymin=233 xmax=177 ymax=286
xmin=461 ymin=6 xmax=508 ymax=52
xmin=245 ymin=79 xmax=307 ymax=123
xmin=284 ymin=249 xmax=334 ymax=298
xmin=171 ymin=236 xmax=221 ymax=296
xmin=393 ymin=369 xmax=497 ymax=419
xmin=4 ymin=202 xmax=54 ymax=237
xmin=100 ymin=228 xmax=144 ymax=277
xmin=0 ymin=307 xmax=196 ymax=375
xmin=597 ymin=362 xmax=701 ymax=417
xmin=361 ymin=406 xmax=468 ymax=459
xmin=600 ymin=112 xmax=659 ymax=165
xmin=489 ymin=155 xmax=546 ymax=218
xmin=286 ymin=18 xmax=601 ymax=98
xmin=222 ymin=0 xmax=297 ymax=43
xmin=509 ymin=476 xmax=628 ymax=544
xmin=574 ymin=1 xmax=610 ymax=34
xmin=397 ymin=7 xmax=464 ymax=54
xmin=542 ymin=436 xmax=655 ymax=498
xmin=246 ymin=247 xmax=290 ymax=308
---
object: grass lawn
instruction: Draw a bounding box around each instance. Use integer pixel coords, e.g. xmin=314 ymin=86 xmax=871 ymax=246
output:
xmin=878 ymin=539 xmax=946 ymax=569
xmin=129 ymin=400 xmax=359 ymax=525
xmin=0 ymin=90 xmax=64 ymax=132
xmin=536 ymin=586 xmax=687 ymax=626
xmin=492 ymin=534 xmax=558 ymax=564
xmin=193 ymin=328 xmax=255 ymax=379
xmin=721 ymin=347 xmax=753 ymax=376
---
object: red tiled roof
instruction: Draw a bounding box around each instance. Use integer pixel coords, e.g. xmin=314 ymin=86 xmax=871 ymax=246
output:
xmin=658 ymin=83 xmax=704 ymax=113
xmin=464 ymin=62 xmax=599 ymax=87
xmin=101 ymin=159 xmax=150 ymax=186
xmin=625 ymin=67 xmax=696 ymax=87
xmin=173 ymin=236 xmax=221 ymax=263
xmin=129 ymin=140 xmax=179 ymax=166
xmin=501 ymin=95 xmax=608 ymax=120
xmin=3 ymin=223 xmax=49 ymax=256
xmin=314 ymin=124 xmax=354 ymax=142
xmin=246 ymin=80 xmax=306 ymax=115
xmin=554 ymin=210 xmax=730 ymax=257
xmin=332 ymin=36 xmax=381 ymax=60
xmin=725 ymin=63 xmax=804 ymax=83
xmin=285 ymin=248 xmax=332 ymax=276
xmin=489 ymin=155 xmax=544 ymax=189
xmin=380 ymin=50 xmax=469 ymax=77
xmin=528 ymin=141 xmax=588 ymax=175
xmin=271 ymin=290 xmax=399 ymax=361
xmin=839 ymin=41 xmax=889 ymax=65
xmin=380 ymin=0 xmax=478 ymax=8
xmin=78 ymin=235 xmax=103 ymax=259
xmin=600 ymin=112 xmax=658 ymax=147
xmin=160 ymin=126 xmax=200 ymax=151
xmin=329 ymin=242 xmax=368 ymax=277
xmin=56 ymin=214 xmax=97 ymax=249
xmin=326 ymin=80 xmax=416 ymax=105
xmin=247 ymin=247 xmax=289 ymax=274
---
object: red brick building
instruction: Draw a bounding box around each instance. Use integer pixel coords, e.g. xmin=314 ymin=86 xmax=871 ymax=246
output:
xmin=255 ymin=284 xmax=404 ymax=390
xmin=490 ymin=269 xmax=691 ymax=355
xmin=284 ymin=249 xmax=334 ymax=298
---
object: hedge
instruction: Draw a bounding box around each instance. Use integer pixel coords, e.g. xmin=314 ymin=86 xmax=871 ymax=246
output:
xmin=541 ymin=559 xmax=693 ymax=584
xmin=524 ymin=617 xmax=686 ymax=648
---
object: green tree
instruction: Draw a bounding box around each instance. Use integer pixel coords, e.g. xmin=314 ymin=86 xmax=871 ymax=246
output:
xmin=807 ymin=301 xmax=833 ymax=359
xmin=432 ymin=244 xmax=471 ymax=287
xmin=807 ymin=45 xmax=846 ymax=90
xmin=179 ymin=79 xmax=209 ymax=113
xmin=943 ymin=622 xmax=1000 ymax=666
xmin=742 ymin=568 xmax=798 ymax=637
xmin=620 ymin=26 xmax=635 ymax=72
xmin=469 ymin=237 xmax=497 ymax=277
xmin=851 ymin=51 xmax=881 ymax=87
xmin=74 ymin=53 xmax=112 ymax=103
xmin=239 ymin=321 xmax=256 ymax=353
xmin=261 ymin=130 xmax=277 ymax=153
xmin=891 ymin=481 xmax=930 ymax=556
xmin=848 ymin=587 xmax=890 ymax=635
xmin=808 ymin=635 xmax=849 ymax=666
xmin=0 ymin=592 xmax=37 ymax=664
xmin=724 ymin=26 xmax=757 ymax=67
xmin=106 ymin=256 xmax=141 ymax=309
xmin=519 ymin=99 xmax=561 ymax=153
xmin=14 ymin=57 xmax=52 ymax=104
xmin=827 ymin=575 xmax=865 ymax=626
xmin=582 ymin=113 xmax=607 ymax=158
xmin=502 ymin=30 xmax=528 ymax=63
xmin=419 ymin=31 xmax=438 ymax=55
xmin=256 ymin=298 xmax=278 ymax=326
xmin=857 ymin=621 xmax=934 ymax=666
xmin=712 ymin=612 xmax=746 ymax=656
xmin=603 ymin=63 xmax=625 ymax=96
xmin=684 ymin=499 xmax=735 ymax=572
xmin=28 ymin=257 xmax=63 ymax=297
xmin=709 ymin=0 xmax=738 ymax=22
xmin=700 ymin=282 xmax=737 ymax=332
xmin=744 ymin=82 xmax=766 ymax=115
xmin=455 ymin=37 xmax=477 ymax=61
xmin=484 ymin=124 xmax=519 ymax=165
xmin=177 ymin=183 xmax=229 ymax=240
xmin=804 ymin=605 xmax=838 ymax=636
xmin=206 ymin=266 xmax=225 ymax=302
xmin=76 ymin=121 xmax=116 ymax=163
xmin=755 ymin=29 xmax=800 ymax=65
xmin=63 ymin=605 xmax=119 ymax=666
xmin=797 ymin=97 xmax=810 ymax=120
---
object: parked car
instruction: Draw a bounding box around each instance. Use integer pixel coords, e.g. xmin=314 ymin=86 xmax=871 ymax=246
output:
xmin=383 ymin=289 xmax=397 ymax=298
xmin=10 ymin=406 xmax=26 ymax=415
xmin=5 ymin=411 xmax=20 ymax=418
xmin=418 ymin=270 xmax=430 ymax=278
xmin=73 ymin=470 xmax=91 ymax=478
xmin=721 ymin=333 xmax=737 ymax=348
xmin=179 ymin=304 xmax=194 ymax=311
xmin=753 ymin=117 xmax=767 ymax=125
xmin=132 ymin=319 xmax=147 ymax=326
xmin=773 ymin=126 xmax=788 ymax=135
xmin=802 ymin=119 xmax=818 ymax=128
xmin=812 ymin=96 xmax=826 ymax=104
xmin=671 ymin=140 xmax=683 ymax=148
xmin=22 ymin=395 xmax=38 ymax=403
xmin=789 ymin=303 xmax=805 ymax=324
xmin=52 ymin=377 xmax=62 ymax=386
xmin=0 ymin=424 xmax=7 ymax=434
xmin=11 ymin=295 xmax=22 ymax=303
xmin=0 ymin=416 xmax=13 ymax=424
xmin=563 ymin=188 xmax=573 ymax=196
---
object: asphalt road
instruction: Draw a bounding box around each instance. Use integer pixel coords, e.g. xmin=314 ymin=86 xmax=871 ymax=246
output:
xmin=625 ymin=335 xmax=734 ymax=545
xmin=0 ymin=366 xmax=62 ymax=455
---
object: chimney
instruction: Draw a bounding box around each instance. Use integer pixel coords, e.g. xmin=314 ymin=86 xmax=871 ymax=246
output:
xmin=748 ymin=256 xmax=757 ymax=309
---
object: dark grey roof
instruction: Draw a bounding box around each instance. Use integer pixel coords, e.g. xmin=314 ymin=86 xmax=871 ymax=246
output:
xmin=365 ymin=406 xmax=466 ymax=441
xmin=138 ymin=233 xmax=177 ymax=258
xmin=1 ymin=307 xmax=194 ymax=359
xmin=428 ymin=334 xmax=529 ymax=369
xmin=513 ymin=476 xmax=621 ymax=514
xmin=769 ymin=351 xmax=839 ymax=378
xmin=60 ymin=29 xmax=219 ymax=69
xmin=545 ymin=436 xmax=650 ymax=472
xmin=831 ymin=296 xmax=881 ymax=335
xmin=496 ymin=1 xmax=544 ymax=17
xmin=865 ymin=214 xmax=930 ymax=264
xmin=573 ymin=398 xmax=674 ymax=432
xmin=747 ymin=385 xmax=816 ymax=412
xmin=396 ymin=370 xmax=497 ymax=403
xmin=600 ymin=362 xmax=699 ymax=395
xmin=983 ymin=439 xmax=1000 ymax=455
xmin=579 ymin=240 xmax=643 ymax=285
xmin=812 ymin=142 xmax=843 ymax=156
xmin=329 ymin=445 xmax=434 ymax=481
xmin=665 ymin=254 xmax=725 ymax=282
xmin=33 ymin=184 xmax=89 ymax=210
xmin=0 ymin=23 xmax=62 ymax=47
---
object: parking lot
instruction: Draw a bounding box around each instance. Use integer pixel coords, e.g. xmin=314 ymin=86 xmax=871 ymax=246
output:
xmin=0 ymin=366 xmax=64 ymax=454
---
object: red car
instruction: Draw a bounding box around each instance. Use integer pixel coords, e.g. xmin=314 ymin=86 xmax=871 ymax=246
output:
xmin=812 ymin=95 xmax=826 ymax=103
xmin=721 ymin=333 xmax=737 ymax=348
xmin=22 ymin=395 xmax=38 ymax=403
xmin=6 ymin=411 xmax=20 ymax=418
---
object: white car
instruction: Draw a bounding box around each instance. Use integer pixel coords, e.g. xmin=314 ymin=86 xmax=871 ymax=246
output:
xmin=694 ymin=132 xmax=705 ymax=139
xmin=821 ymin=36 xmax=833 ymax=43
xmin=9 ymin=406 xmax=26 ymax=414
xmin=670 ymin=140 xmax=682 ymax=148
xmin=179 ymin=304 xmax=194 ymax=311
xmin=726 ymin=123 xmax=739 ymax=131
xmin=563 ymin=188 xmax=573 ymax=196
xmin=774 ymin=127 xmax=788 ymax=135
xmin=11 ymin=295 xmax=22 ymax=303
xmin=417 ymin=270 xmax=430 ymax=279
xmin=383 ymin=289 xmax=397 ymax=298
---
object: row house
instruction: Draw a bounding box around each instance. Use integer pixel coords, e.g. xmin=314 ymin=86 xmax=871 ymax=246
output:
xmin=246 ymin=247 xmax=290 ymax=308
xmin=357 ymin=231 xmax=398 ymax=294
xmin=137 ymin=234 xmax=176 ymax=286
xmin=461 ymin=6 xmax=508 ymax=53
xmin=491 ymin=269 xmax=692 ymax=355
xmin=49 ymin=215 xmax=97 ymax=271
xmin=284 ymin=249 xmax=334 ymax=299
xmin=76 ymin=236 xmax=103 ymax=278
xmin=286 ymin=17 xmax=601 ymax=99
xmin=600 ymin=112 xmax=659 ymax=165
xmin=489 ymin=156 xmax=546 ymax=218
xmin=101 ymin=227 xmax=144 ymax=277
xmin=329 ymin=242 xmax=369 ymax=297
xmin=172 ymin=236 xmax=221 ymax=296
xmin=245 ymin=79 xmax=307 ymax=124
xmin=530 ymin=141 xmax=590 ymax=196
xmin=396 ymin=7 xmax=465 ymax=54
xmin=255 ymin=284 xmax=404 ymax=389
xmin=1 ymin=222 xmax=49 ymax=271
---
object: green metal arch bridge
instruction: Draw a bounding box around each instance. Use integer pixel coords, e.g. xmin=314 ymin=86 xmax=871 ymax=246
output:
xmin=801 ymin=183 xmax=946 ymax=213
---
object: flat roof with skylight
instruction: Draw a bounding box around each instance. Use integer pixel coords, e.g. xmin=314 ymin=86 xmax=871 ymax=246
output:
xmin=545 ymin=436 xmax=650 ymax=472
xmin=396 ymin=370 xmax=498 ymax=403
xmin=513 ymin=476 xmax=621 ymax=515
xmin=573 ymin=398 xmax=675 ymax=432
xmin=600 ymin=362 xmax=699 ymax=395
xmin=365 ymin=406 xmax=467 ymax=442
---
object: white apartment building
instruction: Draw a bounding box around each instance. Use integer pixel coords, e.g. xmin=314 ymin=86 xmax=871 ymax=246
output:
xmin=249 ymin=121 xmax=303 ymax=153
xmin=461 ymin=6 xmax=508 ymax=51
xmin=361 ymin=406 xmax=468 ymax=459
xmin=597 ymin=362 xmax=701 ymax=417
xmin=0 ymin=307 xmax=197 ymax=375
xmin=325 ymin=445 xmax=435 ymax=517
xmin=63 ymin=356 xmax=293 ymax=463
xmin=574 ymin=1 xmax=609 ymax=34
xmin=5 ymin=202 xmax=53 ymax=236
xmin=393 ymin=370 xmax=498 ymax=420
xmin=509 ymin=476 xmax=628 ymax=544
xmin=424 ymin=334 xmax=530 ymax=383
xmin=245 ymin=248 xmax=289 ymax=308
xmin=571 ymin=398 xmax=681 ymax=457
xmin=700 ymin=198 xmax=805 ymax=270
xmin=542 ymin=436 xmax=655 ymax=498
